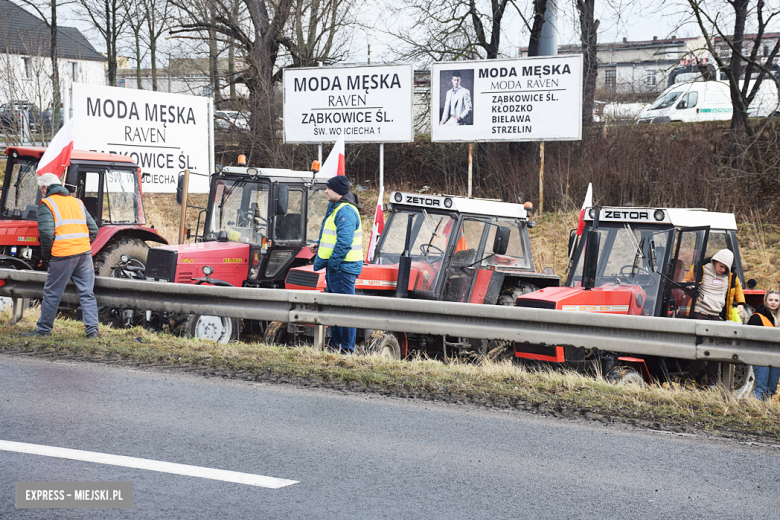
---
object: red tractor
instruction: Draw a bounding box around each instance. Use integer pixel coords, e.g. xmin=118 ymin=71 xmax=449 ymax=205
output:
xmin=274 ymin=191 xmax=560 ymax=359
xmin=0 ymin=146 xmax=167 ymax=280
xmin=141 ymin=163 xmax=331 ymax=342
xmin=514 ymin=206 xmax=762 ymax=394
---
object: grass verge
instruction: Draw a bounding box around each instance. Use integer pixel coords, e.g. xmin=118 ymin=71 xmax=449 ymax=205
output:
xmin=3 ymin=310 xmax=779 ymax=443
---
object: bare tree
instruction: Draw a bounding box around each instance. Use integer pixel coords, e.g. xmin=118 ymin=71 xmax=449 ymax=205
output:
xmin=125 ymin=3 xmax=147 ymax=89
xmin=77 ymin=0 xmax=129 ymax=86
xmin=383 ymin=0 xmax=550 ymax=63
xmin=140 ymin=0 xmax=171 ymax=90
xmin=14 ymin=0 xmax=67 ymax=133
xmin=576 ymin=0 xmax=599 ymax=127
xmin=279 ymin=0 xmax=355 ymax=68
xmin=686 ymin=0 xmax=780 ymax=137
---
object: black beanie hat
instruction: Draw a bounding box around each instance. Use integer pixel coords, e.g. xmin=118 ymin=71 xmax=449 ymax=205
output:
xmin=326 ymin=175 xmax=350 ymax=196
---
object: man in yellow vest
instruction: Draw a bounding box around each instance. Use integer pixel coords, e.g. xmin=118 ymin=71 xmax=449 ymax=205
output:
xmin=20 ymin=173 xmax=99 ymax=338
xmin=308 ymin=175 xmax=363 ymax=354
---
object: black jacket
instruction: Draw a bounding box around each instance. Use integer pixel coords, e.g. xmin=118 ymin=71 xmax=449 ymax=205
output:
xmin=747 ymin=305 xmax=776 ymax=327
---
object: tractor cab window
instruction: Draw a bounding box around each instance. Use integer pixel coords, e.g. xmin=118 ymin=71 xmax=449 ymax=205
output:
xmin=208 ymin=179 xmax=269 ymax=243
xmin=275 ymin=188 xmax=303 ymax=241
xmin=103 ymin=169 xmax=139 ymax=224
xmin=570 ymin=223 xmax=670 ymax=315
xmin=2 ymin=157 xmax=39 ymax=217
xmin=306 ymin=188 xmax=328 ymax=243
xmin=482 ymin=218 xmax=533 ymax=269
xmin=375 ymin=209 xmax=457 ymax=294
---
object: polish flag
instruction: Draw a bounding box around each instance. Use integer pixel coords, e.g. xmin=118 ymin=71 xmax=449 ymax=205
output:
xmin=37 ymin=117 xmax=76 ymax=177
xmin=576 ymin=183 xmax=593 ymax=236
xmin=366 ymin=188 xmax=384 ymax=262
xmin=320 ymin=134 xmax=345 ymax=176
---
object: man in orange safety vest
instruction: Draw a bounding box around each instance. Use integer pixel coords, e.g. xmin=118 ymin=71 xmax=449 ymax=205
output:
xmin=19 ymin=173 xmax=99 ymax=338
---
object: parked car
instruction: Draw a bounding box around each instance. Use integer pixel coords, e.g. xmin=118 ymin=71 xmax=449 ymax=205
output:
xmin=0 ymin=101 xmax=41 ymax=133
xmin=214 ymin=110 xmax=249 ymax=132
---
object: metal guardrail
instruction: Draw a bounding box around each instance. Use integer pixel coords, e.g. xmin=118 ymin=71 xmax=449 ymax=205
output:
xmin=0 ymin=268 xmax=779 ymax=366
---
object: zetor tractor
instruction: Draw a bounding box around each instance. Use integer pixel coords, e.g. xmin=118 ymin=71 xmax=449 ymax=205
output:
xmin=142 ymin=163 xmax=330 ymax=342
xmin=276 ymin=191 xmax=560 ymax=359
xmin=0 ymin=146 xmax=167 ymax=279
xmin=514 ymin=206 xmax=763 ymax=392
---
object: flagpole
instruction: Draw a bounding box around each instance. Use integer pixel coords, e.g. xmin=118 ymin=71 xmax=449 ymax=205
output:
xmin=379 ymin=143 xmax=384 ymax=197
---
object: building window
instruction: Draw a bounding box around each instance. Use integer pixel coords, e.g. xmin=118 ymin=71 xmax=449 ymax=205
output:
xmin=71 ymin=62 xmax=78 ymax=82
xmin=764 ymin=45 xmax=770 ymax=57
xmin=605 ymin=69 xmax=616 ymax=89
xmin=22 ymin=58 xmax=30 ymax=79
xmin=646 ymin=70 xmax=656 ymax=86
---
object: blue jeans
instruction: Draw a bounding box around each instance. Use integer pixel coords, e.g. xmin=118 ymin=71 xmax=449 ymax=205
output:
xmin=753 ymin=365 xmax=780 ymax=400
xmin=37 ymin=253 xmax=98 ymax=336
xmin=325 ymin=269 xmax=357 ymax=353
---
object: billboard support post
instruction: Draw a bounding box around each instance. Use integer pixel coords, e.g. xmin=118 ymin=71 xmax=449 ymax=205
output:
xmin=539 ymin=142 xmax=545 ymax=215
xmin=468 ymin=142 xmax=473 ymax=198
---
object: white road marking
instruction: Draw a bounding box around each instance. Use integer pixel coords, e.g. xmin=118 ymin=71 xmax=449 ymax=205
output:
xmin=0 ymin=440 xmax=298 ymax=489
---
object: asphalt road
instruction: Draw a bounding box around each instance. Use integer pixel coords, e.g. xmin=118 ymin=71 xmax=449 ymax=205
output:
xmin=1 ymin=354 xmax=778 ymax=519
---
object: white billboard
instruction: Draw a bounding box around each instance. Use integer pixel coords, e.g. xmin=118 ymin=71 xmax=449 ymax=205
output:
xmin=72 ymin=83 xmax=213 ymax=193
xmin=283 ymin=64 xmax=414 ymax=143
xmin=431 ymin=55 xmax=583 ymax=143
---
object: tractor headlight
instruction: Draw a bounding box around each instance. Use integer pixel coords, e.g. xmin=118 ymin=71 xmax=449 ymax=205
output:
xmin=202 ymin=265 xmax=214 ymax=276
xmin=265 ymin=251 xmax=293 ymax=278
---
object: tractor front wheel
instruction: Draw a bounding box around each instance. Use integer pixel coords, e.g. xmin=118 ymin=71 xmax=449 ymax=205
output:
xmin=179 ymin=314 xmax=238 ymax=344
xmin=263 ymin=321 xmax=289 ymax=346
xmin=367 ymin=330 xmax=401 ymax=360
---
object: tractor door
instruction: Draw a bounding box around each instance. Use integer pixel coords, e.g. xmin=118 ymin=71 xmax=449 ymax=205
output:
xmin=659 ymin=226 xmax=710 ymax=318
xmin=0 ymin=154 xmax=40 ymax=219
xmin=442 ymin=218 xmax=490 ymax=302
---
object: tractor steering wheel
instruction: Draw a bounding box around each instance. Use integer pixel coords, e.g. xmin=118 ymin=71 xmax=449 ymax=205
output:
xmin=420 ymin=243 xmax=445 ymax=262
xmin=619 ymin=265 xmax=657 ymax=286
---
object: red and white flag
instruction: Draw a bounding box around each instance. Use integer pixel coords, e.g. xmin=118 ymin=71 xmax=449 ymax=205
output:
xmin=575 ymin=183 xmax=593 ymax=236
xmin=37 ymin=117 xmax=76 ymax=177
xmin=320 ymin=134 xmax=345 ymax=176
xmin=366 ymin=188 xmax=384 ymax=262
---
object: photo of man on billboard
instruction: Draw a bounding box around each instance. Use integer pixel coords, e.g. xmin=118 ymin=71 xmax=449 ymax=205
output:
xmin=439 ymin=70 xmax=473 ymax=126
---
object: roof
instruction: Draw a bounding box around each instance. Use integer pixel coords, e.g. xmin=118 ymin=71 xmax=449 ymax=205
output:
xmin=0 ymin=0 xmax=104 ymax=62
xmin=390 ymin=191 xmax=528 ymax=219
xmin=584 ymin=207 xmax=737 ymax=230
xmin=221 ymin=166 xmax=322 ymax=181
xmin=5 ymin=146 xmax=136 ymax=164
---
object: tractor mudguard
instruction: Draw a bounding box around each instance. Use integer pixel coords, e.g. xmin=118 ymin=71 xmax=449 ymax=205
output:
xmin=91 ymin=226 xmax=168 ymax=256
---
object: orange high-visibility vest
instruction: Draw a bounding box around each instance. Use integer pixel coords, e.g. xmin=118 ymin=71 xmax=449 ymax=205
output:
xmin=41 ymin=195 xmax=91 ymax=257
xmin=757 ymin=313 xmax=775 ymax=327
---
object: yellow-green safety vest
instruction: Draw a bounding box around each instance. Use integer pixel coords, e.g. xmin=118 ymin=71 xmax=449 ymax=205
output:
xmin=317 ymin=202 xmax=362 ymax=262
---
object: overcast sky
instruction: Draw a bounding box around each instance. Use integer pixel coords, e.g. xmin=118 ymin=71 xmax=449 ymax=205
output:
xmin=29 ymin=1 xmax=702 ymax=66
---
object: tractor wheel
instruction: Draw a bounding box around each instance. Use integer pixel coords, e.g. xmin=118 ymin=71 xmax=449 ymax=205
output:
xmin=263 ymin=321 xmax=289 ymax=346
xmin=487 ymin=283 xmax=539 ymax=361
xmin=605 ymin=366 xmax=644 ymax=387
xmin=94 ymin=237 xmax=149 ymax=278
xmin=367 ymin=330 xmax=401 ymax=360
xmin=731 ymin=364 xmax=755 ymax=399
xmin=179 ymin=314 xmax=238 ymax=344
xmin=497 ymin=283 xmax=538 ymax=306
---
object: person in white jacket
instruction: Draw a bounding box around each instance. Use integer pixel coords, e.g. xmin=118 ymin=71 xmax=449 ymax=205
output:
xmin=440 ymin=71 xmax=472 ymax=125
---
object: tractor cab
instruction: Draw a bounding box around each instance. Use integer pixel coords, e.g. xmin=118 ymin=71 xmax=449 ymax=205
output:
xmin=0 ymin=146 xmax=164 ymax=271
xmin=287 ymin=191 xmax=559 ymax=301
xmin=145 ymin=166 xmax=328 ymax=288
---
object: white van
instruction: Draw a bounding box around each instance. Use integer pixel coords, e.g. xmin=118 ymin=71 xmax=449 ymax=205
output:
xmin=637 ymin=79 xmax=780 ymax=123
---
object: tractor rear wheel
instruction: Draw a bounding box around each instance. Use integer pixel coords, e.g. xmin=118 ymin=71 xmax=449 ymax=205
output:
xmin=263 ymin=321 xmax=289 ymax=346
xmin=367 ymin=330 xmax=401 ymax=360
